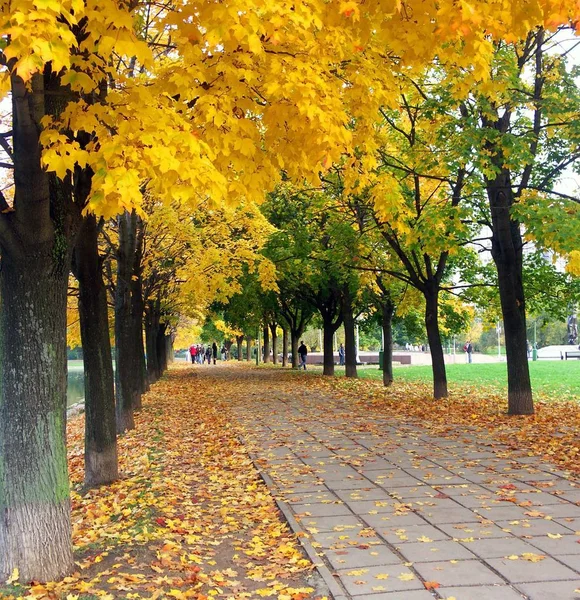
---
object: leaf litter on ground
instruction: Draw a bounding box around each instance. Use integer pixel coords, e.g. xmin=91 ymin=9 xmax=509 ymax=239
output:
xmin=3 ymin=366 xmax=328 ymax=600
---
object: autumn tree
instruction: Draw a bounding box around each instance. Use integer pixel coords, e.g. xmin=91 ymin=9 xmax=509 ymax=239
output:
xmin=457 ymin=28 xmax=580 ymax=413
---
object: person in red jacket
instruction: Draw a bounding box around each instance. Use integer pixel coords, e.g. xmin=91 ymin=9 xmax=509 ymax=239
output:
xmin=189 ymin=344 xmax=197 ymax=364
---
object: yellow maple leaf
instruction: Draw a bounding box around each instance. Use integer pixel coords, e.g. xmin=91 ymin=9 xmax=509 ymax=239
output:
xmin=521 ymin=553 xmax=546 ymax=562
xmin=398 ymin=573 xmax=415 ymax=581
xmin=6 ymin=568 xmax=19 ymax=584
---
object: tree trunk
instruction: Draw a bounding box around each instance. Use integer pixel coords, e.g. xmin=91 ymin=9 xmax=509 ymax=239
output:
xmin=282 ymin=328 xmax=288 ymax=367
xmin=269 ymin=323 xmax=278 ymax=364
xmin=342 ymin=289 xmax=358 ymax=378
xmin=157 ymin=323 xmax=168 ymax=375
xmin=73 ymin=214 xmax=118 ymax=487
xmin=166 ymin=334 xmax=174 ymax=364
xmin=291 ymin=332 xmax=299 ymax=368
xmin=115 ymin=211 xmax=139 ymax=433
xmin=263 ymin=325 xmax=270 ymax=363
xmin=0 ymin=257 xmax=74 ymax=581
xmin=246 ymin=336 xmax=252 ymax=361
xmin=145 ymin=301 xmax=161 ymax=384
xmin=487 ymin=172 xmax=533 ymax=414
xmin=382 ymin=300 xmax=395 ymax=387
xmin=0 ymin=72 xmax=78 ymax=581
xmin=424 ymin=288 xmax=448 ymax=399
xmin=131 ymin=239 xmax=148 ymax=402
xmin=236 ymin=335 xmax=243 ymax=361
xmin=322 ymin=317 xmax=336 ymax=376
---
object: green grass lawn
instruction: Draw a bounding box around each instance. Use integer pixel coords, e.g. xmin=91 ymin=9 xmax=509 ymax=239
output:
xmin=308 ymin=361 xmax=580 ymax=402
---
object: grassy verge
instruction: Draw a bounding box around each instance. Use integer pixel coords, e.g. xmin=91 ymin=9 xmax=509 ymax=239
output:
xmin=304 ymin=361 xmax=580 ymax=403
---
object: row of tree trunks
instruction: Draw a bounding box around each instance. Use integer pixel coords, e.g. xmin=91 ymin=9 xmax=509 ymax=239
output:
xmin=73 ymin=215 xmax=118 ymax=487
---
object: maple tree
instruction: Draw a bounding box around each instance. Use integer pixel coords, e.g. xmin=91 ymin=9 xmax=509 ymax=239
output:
xmin=452 ymin=28 xmax=580 ymax=414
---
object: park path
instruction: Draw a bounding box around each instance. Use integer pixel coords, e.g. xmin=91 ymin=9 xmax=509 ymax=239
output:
xmin=200 ymin=364 xmax=580 ymax=600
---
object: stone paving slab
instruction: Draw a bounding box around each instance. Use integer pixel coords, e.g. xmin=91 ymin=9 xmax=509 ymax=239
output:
xmin=230 ymin=371 xmax=580 ymax=600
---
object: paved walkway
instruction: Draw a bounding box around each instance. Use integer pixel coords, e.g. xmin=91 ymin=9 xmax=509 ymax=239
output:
xmin=227 ymin=369 xmax=580 ymax=600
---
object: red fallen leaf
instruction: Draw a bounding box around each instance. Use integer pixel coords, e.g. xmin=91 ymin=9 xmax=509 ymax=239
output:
xmin=435 ymin=493 xmax=450 ymax=499
xmin=155 ymin=517 xmax=167 ymax=526
xmin=357 ymin=544 xmax=370 ymax=549
xmin=499 ymin=484 xmax=518 ymax=490
xmin=424 ymin=581 xmax=440 ymax=590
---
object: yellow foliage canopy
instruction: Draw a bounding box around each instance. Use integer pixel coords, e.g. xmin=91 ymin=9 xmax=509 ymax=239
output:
xmin=2 ymin=0 xmax=578 ymax=218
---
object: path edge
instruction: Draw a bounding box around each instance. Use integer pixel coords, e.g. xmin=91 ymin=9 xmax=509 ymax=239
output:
xmin=248 ymin=452 xmax=349 ymax=600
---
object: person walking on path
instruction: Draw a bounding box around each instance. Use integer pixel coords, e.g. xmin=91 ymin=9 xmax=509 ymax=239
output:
xmin=298 ymin=341 xmax=308 ymax=370
xmin=189 ymin=344 xmax=196 ymax=364
xmin=212 ymin=341 xmax=218 ymax=365
xmin=338 ymin=343 xmax=345 ymax=366
xmin=463 ymin=340 xmax=473 ymax=363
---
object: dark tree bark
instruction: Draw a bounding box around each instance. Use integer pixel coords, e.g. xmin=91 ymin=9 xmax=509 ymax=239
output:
xmin=145 ymin=299 xmax=161 ymax=384
xmin=0 ymin=72 xmax=83 ymax=581
xmin=282 ymin=328 xmax=289 ymax=367
xmin=236 ymin=335 xmax=244 ymax=361
xmin=262 ymin=325 xmax=270 ymax=363
xmin=487 ymin=171 xmax=533 ymax=414
xmin=131 ymin=220 xmax=148 ymax=402
xmin=269 ymin=322 xmax=278 ymax=364
xmin=342 ymin=286 xmax=358 ymax=378
xmin=290 ymin=332 xmax=300 ymax=369
xmin=381 ymin=299 xmax=395 ymax=387
xmin=115 ymin=211 xmax=140 ymax=433
xmin=424 ymin=286 xmax=447 ymax=399
xmin=156 ymin=322 xmax=168 ymax=375
xmin=72 ymin=214 xmax=118 ymax=487
xmin=322 ymin=312 xmax=343 ymax=376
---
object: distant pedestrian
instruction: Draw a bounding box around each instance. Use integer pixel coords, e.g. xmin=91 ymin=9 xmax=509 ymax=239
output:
xmin=205 ymin=345 xmax=211 ymax=364
xmin=189 ymin=344 xmax=196 ymax=364
xmin=212 ymin=341 xmax=218 ymax=365
xmin=298 ymin=341 xmax=308 ymax=370
xmin=338 ymin=343 xmax=345 ymax=366
xmin=463 ymin=340 xmax=473 ymax=363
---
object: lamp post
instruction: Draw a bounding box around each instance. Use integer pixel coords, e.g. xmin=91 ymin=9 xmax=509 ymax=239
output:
xmin=355 ymin=322 xmax=360 ymax=364
xmin=533 ymin=319 xmax=538 ymax=361
xmin=496 ymin=320 xmax=501 ymax=360
xmin=256 ymin=327 xmax=260 ymax=365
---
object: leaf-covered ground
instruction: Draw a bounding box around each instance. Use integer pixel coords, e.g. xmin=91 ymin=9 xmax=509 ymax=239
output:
xmin=310 ymin=372 xmax=580 ymax=476
xmin=2 ymin=366 xmax=327 ymax=600
xmin=3 ymin=362 xmax=578 ymax=599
